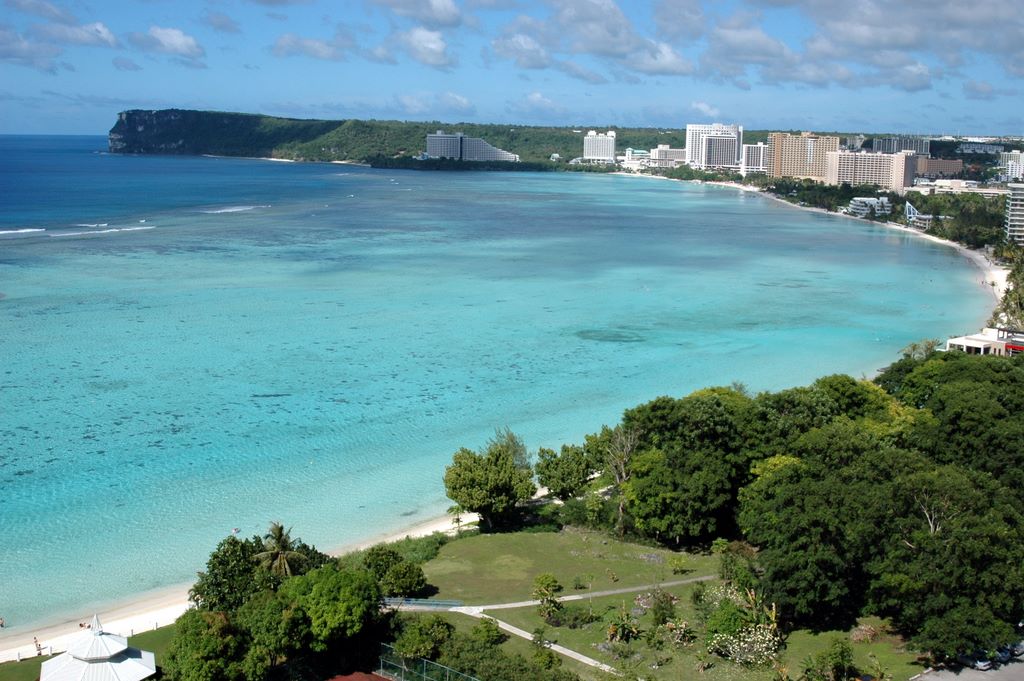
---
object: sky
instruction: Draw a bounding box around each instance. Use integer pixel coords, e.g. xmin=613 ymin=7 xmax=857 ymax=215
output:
xmin=1 ymin=0 xmax=1022 ymax=135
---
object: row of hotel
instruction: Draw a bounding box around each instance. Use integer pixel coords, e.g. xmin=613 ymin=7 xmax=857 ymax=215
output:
xmin=426 ymin=126 xmax=1024 ymax=193
xmin=423 ymin=128 xmax=1024 ymax=244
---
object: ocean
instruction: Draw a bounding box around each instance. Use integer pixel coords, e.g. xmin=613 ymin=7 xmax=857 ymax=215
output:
xmin=0 ymin=135 xmax=992 ymax=631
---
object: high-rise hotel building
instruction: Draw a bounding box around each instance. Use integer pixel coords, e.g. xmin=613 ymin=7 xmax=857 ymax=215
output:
xmin=765 ymin=132 xmax=840 ymax=181
xmin=685 ymin=123 xmax=743 ymax=169
xmin=583 ymin=130 xmax=616 ymax=163
xmin=426 ymin=131 xmax=519 ymax=162
xmin=1007 ymin=183 xmax=1024 ymax=245
xmin=825 ymin=150 xmax=916 ymax=192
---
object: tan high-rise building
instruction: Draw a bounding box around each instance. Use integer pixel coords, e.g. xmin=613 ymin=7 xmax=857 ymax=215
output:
xmin=765 ymin=132 xmax=840 ymax=181
xmin=825 ymin=150 xmax=916 ymax=192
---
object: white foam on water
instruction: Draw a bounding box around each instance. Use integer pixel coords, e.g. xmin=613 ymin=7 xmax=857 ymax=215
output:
xmin=73 ymin=223 xmax=108 ymax=228
xmin=200 ymin=205 xmax=271 ymax=214
xmin=0 ymin=228 xmax=45 ymax=235
xmin=50 ymin=225 xmax=155 ymax=236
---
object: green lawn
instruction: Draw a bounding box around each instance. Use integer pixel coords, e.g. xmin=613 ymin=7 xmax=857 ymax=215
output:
xmin=487 ymin=584 xmax=923 ymax=681
xmin=0 ymin=625 xmax=177 ymax=681
xmin=424 ymin=527 xmax=716 ymax=604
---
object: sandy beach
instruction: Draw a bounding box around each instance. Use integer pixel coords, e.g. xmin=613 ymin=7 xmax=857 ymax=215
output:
xmin=0 ymin=512 xmax=470 ymax=664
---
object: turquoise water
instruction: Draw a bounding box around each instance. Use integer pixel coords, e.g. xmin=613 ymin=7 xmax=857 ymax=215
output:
xmin=0 ymin=136 xmax=991 ymax=631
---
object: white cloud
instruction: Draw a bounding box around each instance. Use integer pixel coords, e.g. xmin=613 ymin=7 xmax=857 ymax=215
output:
xmin=492 ymin=32 xmax=550 ymax=68
xmin=272 ymin=27 xmax=355 ymax=61
xmin=372 ymin=0 xmax=461 ymax=27
xmin=438 ymin=91 xmax=475 ymax=114
xmin=626 ymin=41 xmax=693 ymax=75
xmin=128 ymin=26 xmax=205 ymax=65
xmin=396 ymin=26 xmax=454 ymax=68
xmin=4 ymin=0 xmax=76 ymax=24
xmin=32 ymin=21 xmax=117 ymax=47
xmin=653 ymin=0 xmax=704 ymax=41
xmin=0 ymin=25 xmax=61 ymax=71
xmin=690 ymin=100 xmax=719 ymax=118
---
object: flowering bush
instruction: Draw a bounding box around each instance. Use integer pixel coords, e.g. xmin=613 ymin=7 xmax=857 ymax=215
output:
xmin=708 ymin=622 xmax=782 ymax=667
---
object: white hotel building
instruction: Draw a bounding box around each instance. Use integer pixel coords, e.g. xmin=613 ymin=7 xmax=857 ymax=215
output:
xmin=685 ymin=123 xmax=743 ymax=169
xmin=1008 ymin=183 xmax=1024 ymax=245
xmin=583 ymin=130 xmax=616 ymax=163
xmin=425 ymin=131 xmax=519 ymax=162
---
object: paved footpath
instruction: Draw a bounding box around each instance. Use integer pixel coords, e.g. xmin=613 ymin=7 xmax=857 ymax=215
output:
xmin=415 ymin=574 xmax=717 ymax=674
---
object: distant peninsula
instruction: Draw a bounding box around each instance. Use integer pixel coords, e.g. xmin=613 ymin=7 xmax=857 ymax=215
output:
xmin=108 ymin=109 xmax=758 ymax=167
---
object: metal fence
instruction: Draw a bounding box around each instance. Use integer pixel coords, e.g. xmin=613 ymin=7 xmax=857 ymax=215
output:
xmin=377 ymin=643 xmax=479 ymax=681
xmin=382 ymin=598 xmax=464 ymax=609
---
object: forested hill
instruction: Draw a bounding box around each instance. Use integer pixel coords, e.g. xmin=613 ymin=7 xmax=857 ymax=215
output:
xmin=109 ymin=109 xmax=771 ymax=164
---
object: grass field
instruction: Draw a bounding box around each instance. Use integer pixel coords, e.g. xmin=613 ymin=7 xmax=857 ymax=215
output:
xmin=0 ymin=625 xmax=177 ymax=681
xmin=425 ymin=527 xmax=716 ymax=604
xmin=418 ymin=528 xmax=925 ymax=681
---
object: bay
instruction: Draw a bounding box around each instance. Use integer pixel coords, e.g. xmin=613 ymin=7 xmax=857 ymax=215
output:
xmin=0 ymin=135 xmax=990 ymax=630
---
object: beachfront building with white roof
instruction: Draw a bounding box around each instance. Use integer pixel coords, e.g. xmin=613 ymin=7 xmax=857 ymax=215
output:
xmin=583 ymin=130 xmax=616 ymax=163
xmin=649 ymin=144 xmax=686 ymax=168
xmin=945 ymin=327 xmax=1024 ymax=356
xmin=825 ymin=150 xmax=916 ymax=192
xmin=425 ymin=131 xmax=519 ymax=162
xmin=1007 ymin=183 xmax=1024 ymax=244
xmin=685 ymin=123 xmax=742 ymax=170
xmin=846 ymin=197 xmax=892 ymax=218
xmin=741 ymin=143 xmax=767 ymax=176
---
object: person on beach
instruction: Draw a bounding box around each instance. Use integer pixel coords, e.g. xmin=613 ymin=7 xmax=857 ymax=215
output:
xmin=0 ymin=617 xmax=5 ymax=627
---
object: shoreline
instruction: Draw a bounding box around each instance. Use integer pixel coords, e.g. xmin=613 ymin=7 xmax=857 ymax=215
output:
xmin=0 ymin=512 xmax=468 ymax=664
xmin=613 ymin=171 xmax=1008 ymax=306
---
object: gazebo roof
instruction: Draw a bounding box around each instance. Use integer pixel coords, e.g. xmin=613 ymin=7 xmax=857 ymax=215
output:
xmin=40 ymin=616 xmax=156 ymax=681
xmin=65 ymin=616 xmax=128 ymax=661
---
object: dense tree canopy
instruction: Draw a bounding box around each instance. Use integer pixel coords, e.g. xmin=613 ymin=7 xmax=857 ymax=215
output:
xmin=443 ymin=430 xmax=537 ymax=530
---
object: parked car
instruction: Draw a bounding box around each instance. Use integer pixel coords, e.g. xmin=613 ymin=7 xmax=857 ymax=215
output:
xmin=994 ymin=647 xmax=1011 ymax=664
xmin=957 ymin=652 xmax=994 ymax=671
xmin=1010 ymin=640 xmax=1024 ymax=657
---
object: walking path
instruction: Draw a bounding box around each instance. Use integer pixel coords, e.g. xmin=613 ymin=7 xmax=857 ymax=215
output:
xmin=394 ymin=574 xmax=716 ymax=674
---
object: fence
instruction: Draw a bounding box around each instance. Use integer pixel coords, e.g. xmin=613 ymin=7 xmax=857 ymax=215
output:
xmin=377 ymin=643 xmax=479 ymax=681
xmin=382 ymin=598 xmax=463 ymax=609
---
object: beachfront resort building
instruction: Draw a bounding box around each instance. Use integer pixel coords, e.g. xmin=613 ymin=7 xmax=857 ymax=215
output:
xmin=583 ymin=130 xmax=616 ymax=163
xmin=846 ymin=197 xmax=892 ymax=218
xmin=945 ymin=327 xmax=1024 ymax=356
xmin=649 ymin=144 xmax=686 ymax=168
xmin=741 ymin=143 xmax=767 ymax=176
xmin=765 ymin=132 xmax=840 ymax=181
xmin=872 ymin=136 xmax=931 ymax=155
xmin=958 ymin=142 xmax=1004 ymax=154
xmin=425 ymin=131 xmax=519 ymax=162
xmin=685 ymin=123 xmax=742 ymax=170
xmin=999 ymin=151 xmax=1024 ymax=181
xmin=1008 ymin=183 xmax=1024 ymax=244
xmin=825 ymin=150 xmax=916 ymax=192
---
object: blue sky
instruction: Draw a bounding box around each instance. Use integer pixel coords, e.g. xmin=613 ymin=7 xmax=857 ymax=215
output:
xmin=1 ymin=0 xmax=1022 ymax=135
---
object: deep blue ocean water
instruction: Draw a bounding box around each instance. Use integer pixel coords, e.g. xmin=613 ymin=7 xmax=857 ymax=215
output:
xmin=0 ymin=135 xmax=992 ymax=631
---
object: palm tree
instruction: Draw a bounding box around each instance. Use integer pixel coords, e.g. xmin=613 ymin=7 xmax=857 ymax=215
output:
xmin=255 ymin=521 xmax=305 ymax=578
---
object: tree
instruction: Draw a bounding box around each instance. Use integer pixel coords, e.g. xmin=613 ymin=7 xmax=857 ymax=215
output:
xmin=255 ymin=522 xmax=306 ymax=578
xmin=867 ymin=466 xmax=1024 ymax=657
xmin=163 ymin=609 xmax=248 ymax=681
xmin=603 ymin=424 xmax=641 ymax=534
xmin=190 ymin=535 xmax=277 ymax=612
xmin=443 ymin=432 xmax=536 ymax=530
xmin=379 ymin=560 xmax=427 ymax=598
xmin=532 ymin=573 xmax=564 ymax=622
xmin=282 ymin=564 xmax=381 ymax=652
xmin=535 ymin=444 xmax=592 ymax=501
xmin=235 ymin=589 xmax=310 ymax=672
xmin=393 ymin=615 xmax=453 ymax=659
